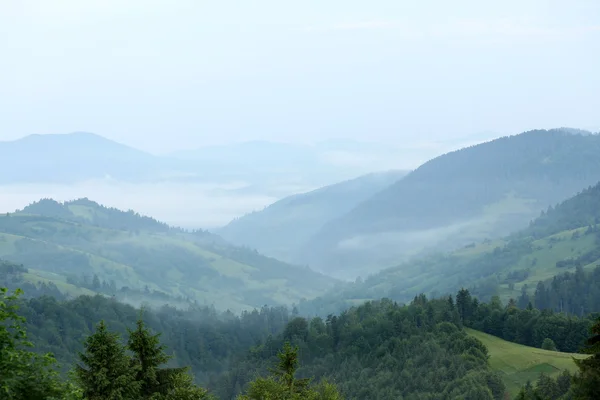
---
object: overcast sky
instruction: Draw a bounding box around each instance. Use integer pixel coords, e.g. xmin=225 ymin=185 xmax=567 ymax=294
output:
xmin=1 ymin=0 xmax=599 ymax=154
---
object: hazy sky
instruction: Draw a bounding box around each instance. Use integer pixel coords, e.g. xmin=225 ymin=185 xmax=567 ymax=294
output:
xmin=1 ymin=0 xmax=599 ymax=154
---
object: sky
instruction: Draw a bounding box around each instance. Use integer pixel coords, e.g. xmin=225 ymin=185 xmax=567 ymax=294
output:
xmin=1 ymin=0 xmax=599 ymax=154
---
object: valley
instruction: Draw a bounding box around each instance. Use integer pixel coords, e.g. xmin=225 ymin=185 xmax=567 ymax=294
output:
xmin=4 ymin=2 xmax=600 ymax=397
xmin=3 ymin=129 xmax=600 ymax=400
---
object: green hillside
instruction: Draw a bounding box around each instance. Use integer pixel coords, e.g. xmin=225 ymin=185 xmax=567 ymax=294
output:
xmin=217 ymin=170 xmax=407 ymax=262
xmin=301 ymin=180 xmax=600 ymax=316
xmin=0 ymin=199 xmax=336 ymax=311
xmin=297 ymin=129 xmax=600 ymax=279
xmin=466 ymin=329 xmax=587 ymax=397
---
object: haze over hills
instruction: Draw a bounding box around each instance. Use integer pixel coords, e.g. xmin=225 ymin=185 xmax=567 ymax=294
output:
xmin=0 ymin=198 xmax=336 ymax=311
xmin=296 ymin=128 xmax=600 ymax=279
xmin=0 ymin=130 xmax=502 ymax=229
xmin=0 ymin=132 xmax=166 ymax=183
xmin=1 ymin=131 xmax=501 ymax=186
xmin=0 ymin=132 xmax=418 ymax=186
xmin=216 ymin=170 xmax=408 ymax=262
xmin=302 ymin=178 xmax=600 ymax=316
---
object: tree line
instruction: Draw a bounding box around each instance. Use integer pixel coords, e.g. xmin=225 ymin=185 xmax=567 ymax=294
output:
xmin=3 ymin=283 xmax=600 ymax=399
xmin=1 ymin=287 xmax=341 ymax=400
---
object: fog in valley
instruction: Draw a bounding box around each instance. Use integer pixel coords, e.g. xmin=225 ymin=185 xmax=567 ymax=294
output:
xmin=1 ymin=1 xmax=600 ymax=399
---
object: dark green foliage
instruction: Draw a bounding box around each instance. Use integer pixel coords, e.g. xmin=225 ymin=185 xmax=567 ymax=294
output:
xmin=75 ymin=320 xmax=140 ymax=399
xmin=517 ymin=371 xmax=573 ymax=400
xmin=0 ymin=288 xmax=68 ymax=399
xmin=15 ymin=293 xmax=291 ymax=387
xmin=65 ymin=307 xmax=213 ymax=399
xmin=531 ymin=266 xmax=600 ymax=317
xmin=8 ymin=285 xmax=513 ymax=399
xmin=542 ymin=338 xmax=558 ymax=351
xmin=571 ymin=317 xmax=600 ymax=399
xmin=458 ymin=288 xmax=592 ymax=353
xmin=127 ymin=316 xmax=187 ymax=398
xmin=238 ymin=342 xmax=343 ymax=400
xmin=220 ymin=297 xmax=506 ymax=399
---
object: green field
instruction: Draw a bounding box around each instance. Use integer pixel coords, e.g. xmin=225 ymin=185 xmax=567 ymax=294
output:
xmin=467 ymin=329 xmax=587 ymax=397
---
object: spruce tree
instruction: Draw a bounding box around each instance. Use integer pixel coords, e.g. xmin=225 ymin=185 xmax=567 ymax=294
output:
xmin=572 ymin=317 xmax=600 ymax=399
xmin=0 ymin=287 xmax=66 ymax=400
xmin=75 ymin=320 xmax=140 ymax=400
xmin=238 ymin=342 xmax=343 ymax=400
xmin=127 ymin=316 xmax=187 ymax=398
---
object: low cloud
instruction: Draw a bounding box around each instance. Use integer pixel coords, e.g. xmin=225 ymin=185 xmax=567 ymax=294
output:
xmin=0 ymin=180 xmax=281 ymax=229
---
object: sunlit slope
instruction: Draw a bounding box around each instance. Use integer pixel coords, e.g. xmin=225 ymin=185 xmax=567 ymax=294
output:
xmin=0 ymin=199 xmax=336 ymax=311
xmin=467 ymin=329 xmax=587 ymax=397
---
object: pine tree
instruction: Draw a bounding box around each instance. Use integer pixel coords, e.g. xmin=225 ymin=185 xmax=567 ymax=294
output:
xmin=238 ymin=342 xmax=343 ymax=400
xmin=127 ymin=316 xmax=187 ymax=399
xmin=0 ymin=287 xmax=66 ymax=400
xmin=271 ymin=342 xmax=310 ymax=394
xmin=456 ymin=288 xmax=473 ymax=323
xmin=158 ymin=371 xmax=214 ymax=400
xmin=75 ymin=320 xmax=140 ymax=400
xmin=572 ymin=317 xmax=600 ymax=399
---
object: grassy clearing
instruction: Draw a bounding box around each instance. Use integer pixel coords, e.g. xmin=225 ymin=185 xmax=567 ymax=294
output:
xmin=466 ymin=328 xmax=587 ymax=397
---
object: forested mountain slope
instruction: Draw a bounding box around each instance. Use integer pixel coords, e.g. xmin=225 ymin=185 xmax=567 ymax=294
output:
xmin=297 ymin=129 xmax=600 ymax=278
xmin=301 ymin=180 xmax=600 ymax=316
xmin=8 ymin=288 xmax=514 ymax=399
xmin=0 ymin=198 xmax=336 ymax=311
xmin=5 ymin=268 xmax=600 ymax=399
xmin=217 ymin=170 xmax=407 ymax=262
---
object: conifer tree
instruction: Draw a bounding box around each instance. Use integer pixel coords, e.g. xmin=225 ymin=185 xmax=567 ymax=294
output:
xmin=0 ymin=287 xmax=66 ymax=400
xmin=127 ymin=316 xmax=187 ymax=398
xmin=158 ymin=370 xmax=214 ymax=400
xmin=75 ymin=320 xmax=140 ymax=400
xmin=572 ymin=317 xmax=600 ymax=399
xmin=238 ymin=342 xmax=343 ymax=400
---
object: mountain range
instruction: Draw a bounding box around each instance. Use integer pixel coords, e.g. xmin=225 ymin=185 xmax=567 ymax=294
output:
xmin=0 ymin=198 xmax=336 ymax=311
xmin=300 ymin=177 xmax=600 ymax=316
xmin=0 ymin=132 xmax=427 ymax=187
xmin=287 ymin=128 xmax=600 ymax=279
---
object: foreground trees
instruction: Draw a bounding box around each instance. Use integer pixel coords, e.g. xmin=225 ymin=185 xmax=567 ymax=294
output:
xmin=75 ymin=320 xmax=140 ymax=399
xmin=238 ymin=342 xmax=342 ymax=400
xmin=572 ymin=317 xmax=600 ymax=399
xmin=1 ymin=286 xmax=213 ymax=400
xmin=0 ymin=288 xmax=67 ymax=399
xmin=76 ymin=316 xmax=212 ymax=400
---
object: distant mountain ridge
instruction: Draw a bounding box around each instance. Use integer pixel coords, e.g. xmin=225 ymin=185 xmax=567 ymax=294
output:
xmin=0 ymin=198 xmax=336 ymax=311
xmin=295 ymin=128 xmax=600 ymax=279
xmin=0 ymin=131 xmax=501 ymax=186
xmin=0 ymin=132 xmax=166 ymax=183
xmin=217 ymin=170 xmax=408 ymax=261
